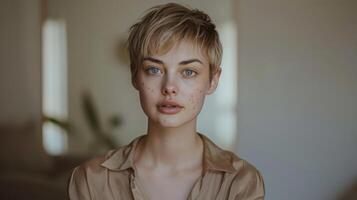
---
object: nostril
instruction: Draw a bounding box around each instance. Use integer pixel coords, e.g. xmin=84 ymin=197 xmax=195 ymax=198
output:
xmin=162 ymin=87 xmax=177 ymax=95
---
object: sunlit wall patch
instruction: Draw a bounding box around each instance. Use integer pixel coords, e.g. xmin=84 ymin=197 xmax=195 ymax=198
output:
xmin=198 ymin=20 xmax=238 ymax=150
xmin=42 ymin=18 xmax=68 ymax=155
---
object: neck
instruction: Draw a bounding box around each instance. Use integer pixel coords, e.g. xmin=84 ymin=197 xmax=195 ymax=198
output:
xmin=135 ymin=119 xmax=203 ymax=171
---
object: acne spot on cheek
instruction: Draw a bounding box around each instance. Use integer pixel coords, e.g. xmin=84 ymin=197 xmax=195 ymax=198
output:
xmin=144 ymin=85 xmax=154 ymax=93
xmin=189 ymin=95 xmax=194 ymax=103
xmin=145 ymin=87 xmax=154 ymax=93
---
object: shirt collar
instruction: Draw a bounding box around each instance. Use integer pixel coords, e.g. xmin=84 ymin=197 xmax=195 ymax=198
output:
xmin=199 ymin=133 xmax=237 ymax=173
xmin=101 ymin=133 xmax=237 ymax=173
xmin=101 ymin=134 xmax=143 ymax=171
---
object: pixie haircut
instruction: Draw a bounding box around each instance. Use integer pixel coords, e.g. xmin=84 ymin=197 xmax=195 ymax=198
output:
xmin=127 ymin=3 xmax=222 ymax=80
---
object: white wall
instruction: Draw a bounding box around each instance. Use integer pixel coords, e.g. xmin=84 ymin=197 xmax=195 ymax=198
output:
xmin=237 ymin=0 xmax=357 ymax=199
xmin=0 ymin=0 xmax=42 ymax=124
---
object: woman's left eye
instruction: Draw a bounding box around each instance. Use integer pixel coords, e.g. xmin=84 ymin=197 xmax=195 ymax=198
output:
xmin=183 ymin=69 xmax=197 ymax=77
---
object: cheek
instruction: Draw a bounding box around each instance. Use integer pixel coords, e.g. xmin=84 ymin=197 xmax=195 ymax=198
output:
xmin=187 ymin=89 xmax=206 ymax=110
xmin=139 ymin=81 xmax=157 ymax=94
xmin=138 ymin=82 xmax=160 ymax=107
xmin=144 ymin=86 xmax=155 ymax=94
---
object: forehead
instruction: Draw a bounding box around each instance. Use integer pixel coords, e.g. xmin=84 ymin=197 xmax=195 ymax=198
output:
xmin=146 ymin=39 xmax=209 ymax=63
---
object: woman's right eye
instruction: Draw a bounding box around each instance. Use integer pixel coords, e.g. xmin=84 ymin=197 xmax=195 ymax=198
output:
xmin=146 ymin=67 xmax=161 ymax=75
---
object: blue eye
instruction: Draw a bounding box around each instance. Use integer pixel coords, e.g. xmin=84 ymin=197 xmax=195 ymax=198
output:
xmin=146 ymin=67 xmax=161 ymax=74
xmin=183 ymin=69 xmax=197 ymax=77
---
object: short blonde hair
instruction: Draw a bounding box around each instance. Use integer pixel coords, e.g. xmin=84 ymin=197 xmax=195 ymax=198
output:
xmin=127 ymin=3 xmax=222 ymax=80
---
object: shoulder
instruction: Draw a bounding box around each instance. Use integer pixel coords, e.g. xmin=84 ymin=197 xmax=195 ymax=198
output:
xmin=69 ymin=145 xmax=131 ymax=182
xmin=68 ymin=152 xmax=111 ymax=188
xmin=229 ymin=156 xmax=265 ymax=200
xmin=72 ymin=150 xmax=115 ymax=175
xmin=199 ymin=133 xmax=265 ymax=199
xmin=68 ymin=149 xmax=121 ymax=190
xmin=68 ymin=155 xmax=105 ymax=199
xmin=220 ymin=149 xmax=265 ymax=189
xmin=71 ymin=133 xmax=142 ymax=175
xmin=68 ymin=149 xmax=128 ymax=199
xmin=68 ymin=135 xmax=143 ymax=199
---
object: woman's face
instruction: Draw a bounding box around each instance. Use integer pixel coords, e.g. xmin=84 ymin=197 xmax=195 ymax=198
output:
xmin=133 ymin=40 xmax=220 ymax=128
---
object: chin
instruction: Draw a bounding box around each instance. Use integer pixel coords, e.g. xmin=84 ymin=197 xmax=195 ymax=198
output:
xmin=156 ymin=118 xmax=185 ymax=128
xmin=146 ymin=109 xmax=198 ymax=129
xmin=150 ymin=114 xmax=196 ymax=129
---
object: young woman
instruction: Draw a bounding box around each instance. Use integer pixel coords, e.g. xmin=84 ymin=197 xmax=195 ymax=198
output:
xmin=68 ymin=3 xmax=265 ymax=200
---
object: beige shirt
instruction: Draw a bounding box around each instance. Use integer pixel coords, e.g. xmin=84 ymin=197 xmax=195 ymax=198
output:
xmin=68 ymin=133 xmax=265 ymax=200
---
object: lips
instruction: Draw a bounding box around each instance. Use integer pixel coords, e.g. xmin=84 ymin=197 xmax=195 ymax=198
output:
xmin=157 ymin=101 xmax=183 ymax=114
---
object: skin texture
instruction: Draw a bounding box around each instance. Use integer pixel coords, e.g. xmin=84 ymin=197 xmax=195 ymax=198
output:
xmin=132 ymin=40 xmax=221 ymax=200
xmin=133 ymin=40 xmax=220 ymax=128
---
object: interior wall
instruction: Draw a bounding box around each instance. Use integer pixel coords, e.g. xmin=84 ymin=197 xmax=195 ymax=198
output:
xmin=237 ymin=0 xmax=357 ymax=199
xmin=0 ymin=0 xmax=42 ymax=124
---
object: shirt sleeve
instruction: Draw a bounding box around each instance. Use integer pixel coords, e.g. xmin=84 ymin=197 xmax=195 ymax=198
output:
xmin=230 ymin=161 xmax=265 ymax=200
xmin=68 ymin=166 xmax=92 ymax=200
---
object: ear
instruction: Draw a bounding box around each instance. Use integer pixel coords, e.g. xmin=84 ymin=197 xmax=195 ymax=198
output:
xmin=206 ymin=67 xmax=222 ymax=95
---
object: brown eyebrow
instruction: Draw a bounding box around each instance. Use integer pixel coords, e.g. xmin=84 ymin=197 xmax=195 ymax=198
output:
xmin=143 ymin=57 xmax=203 ymax=65
xmin=143 ymin=57 xmax=163 ymax=64
xmin=179 ymin=59 xmax=203 ymax=65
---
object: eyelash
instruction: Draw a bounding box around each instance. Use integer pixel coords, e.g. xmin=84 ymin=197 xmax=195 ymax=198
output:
xmin=144 ymin=66 xmax=198 ymax=78
xmin=145 ymin=66 xmax=162 ymax=75
xmin=182 ymin=69 xmax=198 ymax=78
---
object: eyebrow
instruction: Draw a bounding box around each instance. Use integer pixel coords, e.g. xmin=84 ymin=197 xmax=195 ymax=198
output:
xmin=143 ymin=57 xmax=203 ymax=65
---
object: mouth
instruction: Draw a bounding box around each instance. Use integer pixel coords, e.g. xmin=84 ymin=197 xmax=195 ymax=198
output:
xmin=157 ymin=101 xmax=183 ymax=114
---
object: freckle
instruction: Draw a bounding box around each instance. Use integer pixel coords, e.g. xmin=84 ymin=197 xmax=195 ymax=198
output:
xmin=190 ymin=95 xmax=194 ymax=102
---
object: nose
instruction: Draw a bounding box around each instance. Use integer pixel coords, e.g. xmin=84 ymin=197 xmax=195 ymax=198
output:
xmin=161 ymin=75 xmax=178 ymax=96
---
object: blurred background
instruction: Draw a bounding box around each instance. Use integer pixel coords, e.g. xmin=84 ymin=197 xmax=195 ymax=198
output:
xmin=0 ymin=0 xmax=356 ymax=199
